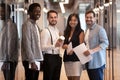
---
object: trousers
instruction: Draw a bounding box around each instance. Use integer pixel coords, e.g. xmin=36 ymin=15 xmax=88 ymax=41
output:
xmin=2 ymin=61 xmax=17 ymax=80
xmin=22 ymin=61 xmax=39 ymax=80
xmin=86 ymin=63 xmax=105 ymax=80
xmin=43 ymin=54 xmax=62 ymax=80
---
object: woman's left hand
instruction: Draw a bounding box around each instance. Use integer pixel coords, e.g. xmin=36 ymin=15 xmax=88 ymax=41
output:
xmin=67 ymin=50 xmax=74 ymax=55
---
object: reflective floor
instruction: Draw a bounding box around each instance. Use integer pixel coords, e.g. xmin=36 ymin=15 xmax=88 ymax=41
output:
xmin=0 ymin=59 xmax=89 ymax=80
xmin=0 ymin=49 xmax=120 ymax=80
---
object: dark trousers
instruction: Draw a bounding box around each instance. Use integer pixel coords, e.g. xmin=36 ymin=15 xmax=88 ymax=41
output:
xmin=2 ymin=62 xmax=17 ymax=80
xmin=22 ymin=61 xmax=39 ymax=80
xmin=86 ymin=65 xmax=105 ymax=80
xmin=43 ymin=54 xmax=62 ymax=80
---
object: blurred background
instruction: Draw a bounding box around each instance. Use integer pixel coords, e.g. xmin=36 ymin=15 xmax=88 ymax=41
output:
xmin=0 ymin=0 xmax=120 ymax=80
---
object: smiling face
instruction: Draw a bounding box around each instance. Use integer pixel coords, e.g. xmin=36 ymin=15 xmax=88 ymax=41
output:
xmin=29 ymin=6 xmax=41 ymax=21
xmin=48 ymin=12 xmax=58 ymax=26
xmin=69 ymin=16 xmax=78 ymax=29
xmin=85 ymin=12 xmax=96 ymax=28
xmin=47 ymin=12 xmax=58 ymax=26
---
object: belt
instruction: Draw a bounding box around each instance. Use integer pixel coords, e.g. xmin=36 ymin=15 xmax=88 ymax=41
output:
xmin=45 ymin=49 xmax=59 ymax=54
xmin=45 ymin=53 xmax=59 ymax=55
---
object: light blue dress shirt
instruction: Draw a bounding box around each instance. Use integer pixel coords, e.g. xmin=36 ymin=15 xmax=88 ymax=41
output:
xmin=86 ymin=23 xmax=109 ymax=69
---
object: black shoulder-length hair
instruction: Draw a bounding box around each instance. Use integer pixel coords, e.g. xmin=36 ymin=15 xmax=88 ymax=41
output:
xmin=64 ymin=13 xmax=82 ymax=38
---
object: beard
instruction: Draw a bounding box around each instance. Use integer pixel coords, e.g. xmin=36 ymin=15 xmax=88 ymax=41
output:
xmin=49 ymin=21 xmax=57 ymax=26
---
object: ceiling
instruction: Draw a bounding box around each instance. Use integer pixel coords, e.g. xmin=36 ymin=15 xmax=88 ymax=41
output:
xmin=1 ymin=0 xmax=94 ymax=13
xmin=44 ymin=0 xmax=94 ymax=13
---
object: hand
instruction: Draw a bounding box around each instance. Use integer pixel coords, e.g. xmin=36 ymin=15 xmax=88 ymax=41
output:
xmin=55 ymin=39 xmax=64 ymax=47
xmin=62 ymin=44 xmax=68 ymax=49
xmin=67 ymin=50 xmax=74 ymax=55
xmin=1 ymin=62 xmax=10 ymax=71
xmin=83 ymin=50 xmax=91 ymax=56
xmin=31 ymin=62 xmax=38 ymax=70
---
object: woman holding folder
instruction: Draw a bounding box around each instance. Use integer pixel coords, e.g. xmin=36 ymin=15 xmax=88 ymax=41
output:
xmin=62 ymin=13 xmax=85 ymax=80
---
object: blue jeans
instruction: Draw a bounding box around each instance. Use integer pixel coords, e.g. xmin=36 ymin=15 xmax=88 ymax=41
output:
xmin=87 ymin=65 xmax=105 ymax=80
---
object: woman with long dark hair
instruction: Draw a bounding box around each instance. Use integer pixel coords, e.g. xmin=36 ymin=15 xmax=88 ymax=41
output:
xmin=62 ymin=13 xmax=85 ymax=80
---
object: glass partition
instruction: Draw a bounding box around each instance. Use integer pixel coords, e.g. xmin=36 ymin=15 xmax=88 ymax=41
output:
xmin=0 ymin=0 xmax=30 ymax=80
xmin=0 ymin=1 xmax=19 ymax=80
xmin=115 ymin=0 xmax=120 ymax=80
xmin=0 ymin=0 xmax=44 ymax=80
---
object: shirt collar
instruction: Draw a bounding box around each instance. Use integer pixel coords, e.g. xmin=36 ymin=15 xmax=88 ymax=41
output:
xmin=28 ymin=18 xmax=36 ymax=24
xmin=48 ymin=25 xmax=56 ymax=30
xmin=88 ymin=23 xmax=96 ymax=30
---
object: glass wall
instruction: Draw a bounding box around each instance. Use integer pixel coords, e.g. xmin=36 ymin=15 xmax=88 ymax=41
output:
xmin=0 ymin=0 xmax=25 ymax=80
xmin=115 ymin=0 xmax=120 ymax=80
xmin=0 ymin=0 xmax=44 ymax=80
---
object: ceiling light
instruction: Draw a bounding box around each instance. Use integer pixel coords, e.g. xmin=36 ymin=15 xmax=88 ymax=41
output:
xmin=93 ymin=8 xmax=99 ymax=14
xmin=59 ymin=3 xmax=65 ymax=13
xmin=104 ymin=3 xmax=109 ymax=7
xmin=59 ymin=0 xmax=69 ymax=13
xmin=62 ymin=0 xmax=69 ymax=4
xmin=99 ymin=6 xmax=104 ymax=10
xmin=43 ymin=7 xmax=48 ymax=13
xmin=117 ymin=10 xmax=120 ymax=13
xmin=109 ymin=1 xmax=112 ymax=5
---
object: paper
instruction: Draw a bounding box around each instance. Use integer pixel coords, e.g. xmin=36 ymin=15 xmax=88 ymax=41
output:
xmin=0 ymin=62 xmax=3 ymax=70
xmin=73 ymin=43 xmax=92 ymax=64
xmin=67 ymin=42 xmax=72 ymax=54
xmin=29 ymin=61 xmax=40 ymax=70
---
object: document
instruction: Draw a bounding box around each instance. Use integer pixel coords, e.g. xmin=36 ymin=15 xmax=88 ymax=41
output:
xmin=29 ymin=61 xmax=40 ymax=70
xmin=73 ymin=43 xmax=92 ymax=64
xmin=0 ymin=62 xmax=3 ymax=70
xmin=67 ymin=42 xmax=72 ymax=54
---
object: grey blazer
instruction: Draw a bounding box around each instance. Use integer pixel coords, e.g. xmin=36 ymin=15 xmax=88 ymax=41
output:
xmin=21 ymin=19 xmax=43 ymax=63
xmin=0 ymin=19 xmax=18 ymax=62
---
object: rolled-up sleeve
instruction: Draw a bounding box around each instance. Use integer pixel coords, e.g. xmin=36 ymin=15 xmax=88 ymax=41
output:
xmin=99 ymin=27 xmax=109 ymax=49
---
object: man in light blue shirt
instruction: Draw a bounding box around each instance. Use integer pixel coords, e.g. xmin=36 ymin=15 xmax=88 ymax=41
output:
xmin=84 ymin=10 xmax=109 ymax=80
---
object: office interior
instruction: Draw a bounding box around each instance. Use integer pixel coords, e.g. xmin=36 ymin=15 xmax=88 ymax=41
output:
xmin=0 ymin=0 xmax=120 ymax=80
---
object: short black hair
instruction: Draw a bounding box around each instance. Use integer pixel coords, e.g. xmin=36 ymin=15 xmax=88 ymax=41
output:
xmin=28 ymin=3 xmax=41 ymax=14
xmin=47 ymin=10 xmax=58 ymax=18
xmin=85 ymin=10 xmax=95 ymax=17
xmin=0 ymin=3 xmax=11 ymax=14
